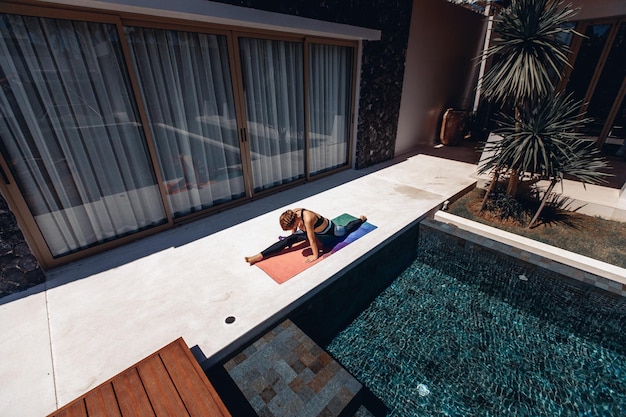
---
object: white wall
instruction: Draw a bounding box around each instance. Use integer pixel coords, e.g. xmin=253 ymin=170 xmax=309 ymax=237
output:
xmin=395 ymin=0 xmax=485 ymax=155
xmin=570 ymin=0 xmax=626 ymax=20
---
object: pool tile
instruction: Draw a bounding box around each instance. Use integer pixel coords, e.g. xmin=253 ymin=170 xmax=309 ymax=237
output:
xmin=321 ymin=220 xmax=626 ymax=416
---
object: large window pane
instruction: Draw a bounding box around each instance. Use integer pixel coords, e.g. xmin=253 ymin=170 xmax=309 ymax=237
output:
xmin=0 ymin=14 xmax=166 ymax=257
xmin=308 ymin=43 xmax=353 ymax=175
xmin=583 ymin=22 xmax=626 ymax=137
xmin=609 ymin=95 xmax=626 ymax=156
xmin=124 ymin=27 xmax=245 ymax=217
xmin=565 ymin=23 xmax=613 ymax=103
xmin=238 ymin=38 xmax=305 ymax=192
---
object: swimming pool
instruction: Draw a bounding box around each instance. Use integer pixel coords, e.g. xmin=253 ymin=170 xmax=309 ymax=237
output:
xmin=321 ymin=220 xmax=626 ymax=416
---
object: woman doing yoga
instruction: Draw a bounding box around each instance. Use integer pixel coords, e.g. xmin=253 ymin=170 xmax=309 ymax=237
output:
xmin=244 ymin=208 xmax=367 ymax=265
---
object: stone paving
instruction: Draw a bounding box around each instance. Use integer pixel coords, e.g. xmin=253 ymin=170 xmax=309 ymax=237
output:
xmin=224 ymin=320 xmax=373 ymax=417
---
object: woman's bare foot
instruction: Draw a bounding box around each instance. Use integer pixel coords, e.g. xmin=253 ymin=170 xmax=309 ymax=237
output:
xmin=245 ymin=253 xmax=263 ymax=265
xmin=360 ymin=215 xmax=367 ymax=222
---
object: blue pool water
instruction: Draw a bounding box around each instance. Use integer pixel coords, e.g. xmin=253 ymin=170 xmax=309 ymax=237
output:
xmin=325 ymin=224 xmax=626 ymax=416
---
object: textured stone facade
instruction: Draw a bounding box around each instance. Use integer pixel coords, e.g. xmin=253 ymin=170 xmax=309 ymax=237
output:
xmin=0 ymin=193 xmax=45 ymax=298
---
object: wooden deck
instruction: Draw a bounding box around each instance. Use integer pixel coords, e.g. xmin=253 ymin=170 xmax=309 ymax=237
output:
xmin=47 ymin=338 xmax=231 ymax=417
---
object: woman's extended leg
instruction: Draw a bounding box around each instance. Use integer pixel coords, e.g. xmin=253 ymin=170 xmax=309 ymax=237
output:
xmin=334 ymin=215 xmax=367 ymax=237
xmin=344 ymin=215 xmax=367 ymax=234
xmin=245 ymin=232 xmax=307 ymax=265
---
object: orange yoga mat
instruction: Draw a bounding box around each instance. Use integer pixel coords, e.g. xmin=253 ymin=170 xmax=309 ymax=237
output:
xmin=255 ymin=214 xmax=376 ymax=284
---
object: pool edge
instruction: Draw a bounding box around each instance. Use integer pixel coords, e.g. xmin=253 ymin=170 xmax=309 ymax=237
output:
xmin=201 ymin=215 xmax=427 ymax=369
xmin=433 ymin=211 xmax=626 ymax=297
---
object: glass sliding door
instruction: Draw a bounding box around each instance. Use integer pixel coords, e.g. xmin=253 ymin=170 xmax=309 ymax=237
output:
xmin=565 ymin=23 xmax=613 ymax=104
xmin=238 ymin=37 xmax=305 ymax=192
xmin=0 ymin=7 xmax=361 ymax=267
xmin=610 ymin=95 xmax=626 ymax=157
xmin=308 ymin=43 xmax=354 ymax=175
xmin=124 ymin=27 xmax=245 ymax=217
xmin=0 ymin=14 xmax=166 ymax=257
xmin=582 ymin=22 xmax=626 ymax=137
xmin=563 ymin=19 xmax=626 ymax=152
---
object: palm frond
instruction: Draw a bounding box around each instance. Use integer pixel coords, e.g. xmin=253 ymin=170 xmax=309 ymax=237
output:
xmin=478 ymin=93 xmax=612 ymax=185
xmin=480 ymin=0 xmax=580 ymax=105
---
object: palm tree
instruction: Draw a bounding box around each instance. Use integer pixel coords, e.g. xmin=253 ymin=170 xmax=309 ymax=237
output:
xmin=476 ymin=0 xmax=613 ymax=226
xmin=480 ymin=0 xmax=577 ymax=107
xmin=478 ymin=0 xmax=580 ymax=198
xmin=478 ymin=92 xmax=611 ymax=227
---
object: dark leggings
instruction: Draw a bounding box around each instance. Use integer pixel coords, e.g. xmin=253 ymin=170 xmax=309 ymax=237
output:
xmin=260 ymin=233 xmax=307 ymax=257
xmin=260 ymin=218 xmax=364 ymax=258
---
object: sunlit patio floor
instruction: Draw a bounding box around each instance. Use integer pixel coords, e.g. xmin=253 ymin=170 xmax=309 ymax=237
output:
xmin=1 ymin=148 xmax=623 ymax=416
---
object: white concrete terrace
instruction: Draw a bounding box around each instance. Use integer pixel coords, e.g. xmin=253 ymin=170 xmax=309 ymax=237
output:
xmin=3 ymin=146 xmax=626 ymax=416
xmin=0 ymin=153 xmax=476 ymax=417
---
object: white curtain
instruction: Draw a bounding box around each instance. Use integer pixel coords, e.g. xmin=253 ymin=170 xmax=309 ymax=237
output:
xmin=124 ymin=27 xmax=245 ymax=217
xmin=238 ymin=38 xmax=305 ymax=192
xmin=308 ymin=43 xmax=354 ymax=175
xmin=0 ymin=14 xmax=165 ymax=257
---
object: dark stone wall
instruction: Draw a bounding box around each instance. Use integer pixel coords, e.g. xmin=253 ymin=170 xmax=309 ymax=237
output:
xmin=213 ymin=0 xmax=414 ymax=168
xmin=0 ymin=192 xmax=45 ymax=298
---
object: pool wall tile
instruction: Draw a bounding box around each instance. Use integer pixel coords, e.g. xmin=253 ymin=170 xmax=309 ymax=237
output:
xmin=324 ymin=230 xmax=626 ymax=417
xmin=291 ymin=221 xmax=421 ymax=345
xmin=433 ymin=212 xmax=626 ymax=298
xmin=290 ymin=219 xmax=626 ymax=416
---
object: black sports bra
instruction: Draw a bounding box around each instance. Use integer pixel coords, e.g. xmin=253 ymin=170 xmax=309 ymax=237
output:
xmin=302 ymin=209 xmax=325 ymax=229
